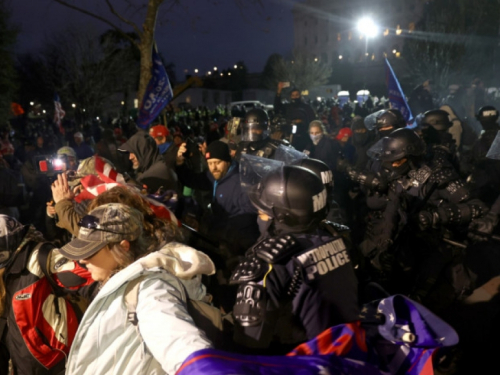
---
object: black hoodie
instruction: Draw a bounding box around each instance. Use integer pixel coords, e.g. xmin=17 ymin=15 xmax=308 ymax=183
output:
xmin=119 ymin=131 xmax=178 ymax=193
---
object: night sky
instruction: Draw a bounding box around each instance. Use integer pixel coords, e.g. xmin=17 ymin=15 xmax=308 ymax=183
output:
xmin=9 ymin=0 xmax=299 ymax=79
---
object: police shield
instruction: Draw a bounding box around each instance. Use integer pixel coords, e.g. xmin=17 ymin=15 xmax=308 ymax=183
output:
xmin=240 ymin=153 xmax=284 ymax=195
xmin=486 ymin=130 xmax=500 ymax=160
xmin=274 ymin=144 xmax=308 ymax=165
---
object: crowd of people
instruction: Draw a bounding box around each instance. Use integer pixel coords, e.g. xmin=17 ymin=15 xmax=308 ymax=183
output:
xmin=0 ymin=80 xmax=499 ymax=374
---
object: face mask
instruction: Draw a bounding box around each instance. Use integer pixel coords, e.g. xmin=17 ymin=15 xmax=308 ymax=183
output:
xmin=291 ymin=98 xmax=301 ymax=105
xmin=257 ymin=216 xmax=272 ymax=237
xmin=158 ymin=141 xmax=172 ymax=154
xmin=310 ymin=134 xmax=323 ymax=145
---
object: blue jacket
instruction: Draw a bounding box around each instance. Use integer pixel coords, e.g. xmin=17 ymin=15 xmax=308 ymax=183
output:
xmin=176 ymin=161 xmax=259 ymax=252
xmin=176 ymin=161 xmax=256 ymax=220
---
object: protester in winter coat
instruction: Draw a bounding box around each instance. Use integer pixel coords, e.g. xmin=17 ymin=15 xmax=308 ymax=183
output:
xmin=176 ymin=141 xmax=259 ymax=256
xmin=118 ymin=131 xmax=179 ymax=194
xmin=0 ymin=215 xmax=96 ymax=375
xmin=60 ymin=203 xmax=213 ymax=375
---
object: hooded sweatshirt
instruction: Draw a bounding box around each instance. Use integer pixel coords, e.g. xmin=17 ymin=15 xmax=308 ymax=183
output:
xmin=119 ymin=132 xmax=178 ymax=193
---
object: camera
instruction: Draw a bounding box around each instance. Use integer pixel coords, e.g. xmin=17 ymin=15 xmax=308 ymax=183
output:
xmin=34 ymin=154 xmax=68 ymax=178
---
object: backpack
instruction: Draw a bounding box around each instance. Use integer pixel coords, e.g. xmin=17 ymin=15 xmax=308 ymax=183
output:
xmin=124 ymin=275 xmax=227 ymax=348
xmin=10 ymin=243 xmax=89 ymax=370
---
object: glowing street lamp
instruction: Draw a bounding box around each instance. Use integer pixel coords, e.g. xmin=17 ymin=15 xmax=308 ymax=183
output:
xmin=357 ymin=17 xmax=378 ymax=89
xmin=213 ymin=66 xmax=218 ymax=71
xmin=194 ymin=69 xmax=199 ymax=73
xmin=71 ymin=103 xmax=76 ymax=108
xmin=233 ymin=65 xmax=237 ymax=69
xmin=357 ymin=17 xmax=379 ymax=38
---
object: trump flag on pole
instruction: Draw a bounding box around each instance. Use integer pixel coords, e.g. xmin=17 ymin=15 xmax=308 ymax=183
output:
xmin=137 ymin=46 xmax=173 ymax=129
xmin=54 ymin=93 xmax=66 ymax=134
xmin=384 ymin=58 xmax=414 ymax=127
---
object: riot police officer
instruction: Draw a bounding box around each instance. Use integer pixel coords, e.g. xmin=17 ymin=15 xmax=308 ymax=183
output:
xmin=230 ymin=165 xmax=359 ymax=351
xmin=466 ymin=106 xmax=500 ymax=206
xmin=363 ymin=128 xmax=487 ymax=311
xmin=235 ymin=108 xmax=296 ymax=161
xmin=419 ymin=109 xmax=461 ymax=173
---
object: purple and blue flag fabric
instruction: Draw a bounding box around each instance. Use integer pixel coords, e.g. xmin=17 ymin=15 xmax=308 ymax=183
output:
xmin=176 ymin=295 xmax=458 ymax=375
xmin=384 ymin=58 xmax=414 ymax=127
xmin=137 ymin=47 xmax=173 ymax=129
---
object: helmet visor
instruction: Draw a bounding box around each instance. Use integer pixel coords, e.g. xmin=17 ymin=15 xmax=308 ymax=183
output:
xmin=364 ymin=109 xmax=386 ymax=131
xmin=367 ymin=137 xmax=406 ymax=162
xmin=274 ymin=144 xmax=308 ymax=165
xmin=241 ymin=123 xmax=267 ymax=142
xmin=239 ymin=154 xmax=285 ymax=214
xmin=486 ymin=130 xmax=500 ymax=160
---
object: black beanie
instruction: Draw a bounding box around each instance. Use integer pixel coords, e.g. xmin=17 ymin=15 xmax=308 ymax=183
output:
xmin=205 ymin=141 xmax=231 ymax=162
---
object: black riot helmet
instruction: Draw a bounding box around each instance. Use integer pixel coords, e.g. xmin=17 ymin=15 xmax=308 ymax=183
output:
xmin=476 ymin=105 xmax=499 ymax=130
xmin=375 ymin=109 xmax=406 ymax=137
xmin=248 ymin=165 xmax=328 ymax=231
xmin=367 ymin=128 xmax=425 ymax=162
xmin=242 ymin=108 xmax=269 ymax=142
xmin=291 ymin=158 xmax=334 ymax=195
xmin=421 ymin=109 xmax=452 ymax=131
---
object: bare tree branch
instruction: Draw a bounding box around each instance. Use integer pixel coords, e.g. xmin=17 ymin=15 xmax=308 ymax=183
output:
xmin=53 ymin=0 xmax=140 ymax=48
xmin=105 ymin=0 xmax=142 ymax=37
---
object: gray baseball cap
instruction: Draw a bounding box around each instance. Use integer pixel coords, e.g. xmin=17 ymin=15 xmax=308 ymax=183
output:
xmin=60 ymin=203 xmax=143 ymax=260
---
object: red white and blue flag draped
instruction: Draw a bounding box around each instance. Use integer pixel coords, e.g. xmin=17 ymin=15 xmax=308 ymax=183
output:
xmin=384 ymin=58 xmax=414 ymax=127
xmin=176 ymin=295 xmax=458 ymax=375
xmin=74 ymin=156 xmax=180 ymax=227
xmin=137 ymin=46 xmax=173 ymax=129
xmin=54 ymin=93 xmax=66 ymax=135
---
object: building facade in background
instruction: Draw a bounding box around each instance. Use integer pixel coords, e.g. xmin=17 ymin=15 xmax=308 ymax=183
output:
xmin=292 ymin=0 xmax=426 ymax=64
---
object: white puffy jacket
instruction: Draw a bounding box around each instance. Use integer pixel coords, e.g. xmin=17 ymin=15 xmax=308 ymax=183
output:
xmin=65 ymin=242 xmax=215 ymax=375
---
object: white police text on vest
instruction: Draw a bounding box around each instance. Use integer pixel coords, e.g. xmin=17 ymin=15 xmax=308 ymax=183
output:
xmin=296 ymin=239 xmax=350 ymax=281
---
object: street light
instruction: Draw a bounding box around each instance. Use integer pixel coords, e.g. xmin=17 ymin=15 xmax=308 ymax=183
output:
xmin=194 ymin=69 xmax=199 ymax=73
xmin=357 ymin=17 xmax=378 ymax=89
xmin=357 ymin=17 xmax=378 ymax=38
xmin=72 ymin=103 xmax=76 ymax=108
xmin=213 ymin=66 xmax=218 ymax=71
xmin=234 ymin=65 xmax=237 ymax=69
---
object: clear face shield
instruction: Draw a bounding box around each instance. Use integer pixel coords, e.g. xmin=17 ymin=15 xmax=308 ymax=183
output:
xmin=239 ymin=154 xmax=285 ymax=217
xmin=364 ymin=109 xmax=387 ymax=131
xmin=273 ymin=144 xmax=308 ymax=165
xmin=241 ymin=122 xmax=268 ymax=142
xmin=367 ymin=137 xmax=405 ymax=162
xmin=486 ymin=130 xmax=500 ymax=160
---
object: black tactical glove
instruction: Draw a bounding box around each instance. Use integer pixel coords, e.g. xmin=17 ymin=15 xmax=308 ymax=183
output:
xmin=468 ymin=212 xmax=499 ymax=241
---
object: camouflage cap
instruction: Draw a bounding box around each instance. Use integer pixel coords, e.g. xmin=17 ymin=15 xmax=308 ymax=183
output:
xmin=60 ymin=203 xmax=143 ymax=260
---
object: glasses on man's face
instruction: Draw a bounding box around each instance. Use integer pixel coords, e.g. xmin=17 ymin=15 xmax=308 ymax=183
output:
xmin=77 ymin=215 xmax=130 ymax=235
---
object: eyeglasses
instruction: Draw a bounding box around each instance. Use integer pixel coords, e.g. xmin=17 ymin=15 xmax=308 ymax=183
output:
xmin=77 ymin=215 xmax=130 ymax=235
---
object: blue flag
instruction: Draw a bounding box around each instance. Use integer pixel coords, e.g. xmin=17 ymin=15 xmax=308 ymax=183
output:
xmin=137 ymin=47 xmax=173 ymax=129
xmin=384 ymin=58 xmax=414 ymax=127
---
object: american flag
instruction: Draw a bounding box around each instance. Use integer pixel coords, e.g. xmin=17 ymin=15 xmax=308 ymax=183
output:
xmin=74 ymin=156 xmax=180 ymax=227
xmin=54 ymin=93 xmax=66 ymax=135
